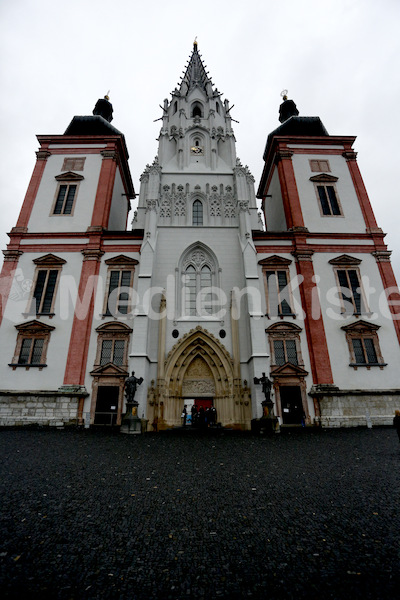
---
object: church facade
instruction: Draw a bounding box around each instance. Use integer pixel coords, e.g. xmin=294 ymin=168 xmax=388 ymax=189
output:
xmin=1 ymin=42 xmax=400 ymax=429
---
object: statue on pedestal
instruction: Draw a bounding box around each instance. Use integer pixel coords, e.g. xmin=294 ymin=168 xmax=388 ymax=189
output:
xmin=124 ymin=371 xmax=143 ymax=403
xmin=254 ymin=372 xmax=279 ymax=433
xmin=121 ymin=372 xmax=144 ymax=435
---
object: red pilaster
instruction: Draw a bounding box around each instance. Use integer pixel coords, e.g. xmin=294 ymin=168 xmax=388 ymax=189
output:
xmin=373 ymin=251 xmax=400 ymax=345
xmin=16 ymin=148 xmax=51 ymax=231
xmin=63 ymin=246 xmax=103 ymax=385
xmin=276 ymin=149 xmax=305 ymax=230
xmin=90 ymin=147 xmax=118 ymax=230
xmin=343 ymin=150 xmax=378 ymax=231
xmin=293 ymin=244 xmax=334 ymax=385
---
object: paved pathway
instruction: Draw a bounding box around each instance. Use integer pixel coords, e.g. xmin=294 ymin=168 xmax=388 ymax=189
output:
xmin=0 ymin=427 xmax=399 ymax=599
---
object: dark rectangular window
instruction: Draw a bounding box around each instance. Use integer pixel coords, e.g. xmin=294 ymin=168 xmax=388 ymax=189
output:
xmin=337 ymin=269 xmax=363 ymax=314
xmin=30 ymin=269 xmax=59 ymax=315
xmin=53 ymin=184 xmax=77 ymax=215
xmin=100 ymin=339 xmax=125 ymax=366
xmin=317 ymin=185 xmax=341 ymax=216
xmin=274 ymin=340 xmax=285 ymax=365
xmin=105 ymin=270 xmax=132 ymax=316
xmin=265 ymin=270 xmax=293 ymax=316
xmin=18 ymin=338 xmax=44 ymax=365
xmin=273 ymin=339 xmax=298 ymax=366
xmin=286 ymin=339 xmax=298 ymax=365
xmin=352 ymin=338 xmax=378 ymax=365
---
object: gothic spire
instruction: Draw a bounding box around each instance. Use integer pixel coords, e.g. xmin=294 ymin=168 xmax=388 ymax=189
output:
xmin=179 ymin=40 xmax=213 ymax=96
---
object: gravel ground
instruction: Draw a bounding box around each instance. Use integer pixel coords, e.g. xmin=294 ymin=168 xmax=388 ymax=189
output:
xmin=0 ymin=426 xmax=399 ymax=600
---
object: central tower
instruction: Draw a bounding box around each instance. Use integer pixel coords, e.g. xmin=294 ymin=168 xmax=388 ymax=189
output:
xmin=132 ymin=41 xmax=263 ymax=429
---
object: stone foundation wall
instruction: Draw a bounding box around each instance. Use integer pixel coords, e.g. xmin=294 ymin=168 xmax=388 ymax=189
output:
xmin=313 ymin=390 xmax=400 ymax=428
xmin=0 ymin=392 xmax=80 ymax=427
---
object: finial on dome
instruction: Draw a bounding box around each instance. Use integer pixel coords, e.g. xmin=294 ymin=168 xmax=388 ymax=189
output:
xmin=193 ymin=36 xmax=198 ymax=49
xmin=281 ymin=89 xmax=288 ymax=101
xmin=104 ymin=90 xmax=110 ymax=101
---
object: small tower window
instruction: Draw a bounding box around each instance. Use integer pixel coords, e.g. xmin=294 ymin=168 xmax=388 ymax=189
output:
xmin=216 ymin=102 xmax=220 ymax=114
xmin=173 ymin=101 xmax=178 ymax=114
xmin=192 ymin=200 xmax=203 ymax=226
xmin=191 ymin=102 xmax=203 ymax=118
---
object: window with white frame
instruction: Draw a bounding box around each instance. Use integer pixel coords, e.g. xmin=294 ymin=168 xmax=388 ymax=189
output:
xmin=9 ymin=320 xmax=55 ymax=370
xmin=94 ymin=322 xmax=132 ymax=369
xmin=341 ymin=320 xmax=386 ymax=369
xmin=52 ymin=172 xmax=84 ymax=216
xmin=259 ymin=256 xmax=295 ymax=317
xmin=266 ymin=322 xmax=304 ymax=368
xmin=310 ymin=174 xmax=342 ymax=216
xmin=27 ymin=254 xmax=66 ymax=317
xmin=103 ymin=256 xmax=138 ymax=317
xmin=329 ymin=255 xmax=368 ymax=316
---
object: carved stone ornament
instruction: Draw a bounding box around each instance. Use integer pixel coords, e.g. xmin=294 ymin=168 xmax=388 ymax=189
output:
xmin=182 ymin=379 xmax=216 ymax=396
xmin=36 ymin=150 xmax=51 ymax=161
xmin=275 ymin=150 xmax=294 ymax=162
xmin=100 ymin=150 xmax=118 ymax=161
xmin=146 ymin=199 xmax=157 ymax=212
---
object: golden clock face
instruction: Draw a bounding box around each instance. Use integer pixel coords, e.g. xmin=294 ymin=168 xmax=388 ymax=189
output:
xmin=190 ymin=146 xmax=204 ymax=155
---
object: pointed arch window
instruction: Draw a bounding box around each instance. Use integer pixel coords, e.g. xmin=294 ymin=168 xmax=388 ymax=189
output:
xmin=191 ymin=102 xmax=203 ymax=118
xmin=179 ymin=245 xmax=220 ymax=318
xmin=192 ymin=200 xmax=203 ymax=226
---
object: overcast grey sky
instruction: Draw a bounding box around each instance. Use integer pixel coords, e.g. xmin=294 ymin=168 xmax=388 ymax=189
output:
xmin=1 ymin=0 xmax=399 ymax=280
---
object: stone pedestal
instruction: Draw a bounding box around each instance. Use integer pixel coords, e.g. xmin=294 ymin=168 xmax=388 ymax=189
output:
xmin=261 ymin=398 xmax=280 ymax=433
xmin=120 ymin=401 xmax=141 ymax=434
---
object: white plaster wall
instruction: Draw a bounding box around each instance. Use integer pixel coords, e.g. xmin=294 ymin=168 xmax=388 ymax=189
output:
xmin=313 ymin=251 xmax=400 ymax=389
xmin=292 ymin=153 xmax=366 ymax=233
xmin=264 ymin=168 xmax=286 ymax=231
xmin=147 ymin=227 xmax=248 ymax=361
xmin=108 ymin=168 xmax=129 ymax=231
xmin=28 ymin=152 xmax=102 ymax=232
xmin=80 ymin=252 xmax=141 ymax=401
xmin=0 ymin=251 xmax=84 ymax=390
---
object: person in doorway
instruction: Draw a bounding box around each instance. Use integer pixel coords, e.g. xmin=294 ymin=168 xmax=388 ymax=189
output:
xmin=393 ymin=410 xmax=400 ymax=443
xmin=191 ymin=404 xmax=198 ymax=427
xmin=181 ymin=405 xmax=187 ymax=427
xmin=198 ymin=406 xmax=205 ymax=429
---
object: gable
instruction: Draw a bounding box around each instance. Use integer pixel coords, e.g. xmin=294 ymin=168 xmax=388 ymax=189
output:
xmin=258 ymin=255 xmax=292 ymax=267
xmin=55 ymin=171 xmax=84 ymax=182
xmin=104 ymin=255 xmax=139 ymax=267
xmin=266 ymin=322 xmax=302 ymax=333
xmin=328 ymin=254 xmax=362 ymax=266
xmin=270 ymin=362 xmax=308 ymax=377
xmin=341 ymin=320 xmax=380 ymax=333
xmin=32 ymin=254 xmax=67 ymax=266
xmin=309 ymin=174 xmax=338 ymax=183
xmin=90 ymin=363 xmax=129 ymax=377
xmin=15 ymin=319 xmax=55 ymax=333
xmin=95 ymin=321 xmax=133 ymax=334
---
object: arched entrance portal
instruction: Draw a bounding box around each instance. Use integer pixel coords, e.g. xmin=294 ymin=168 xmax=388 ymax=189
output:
xmin=148 ymin=326 xmax=251 ymax=430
